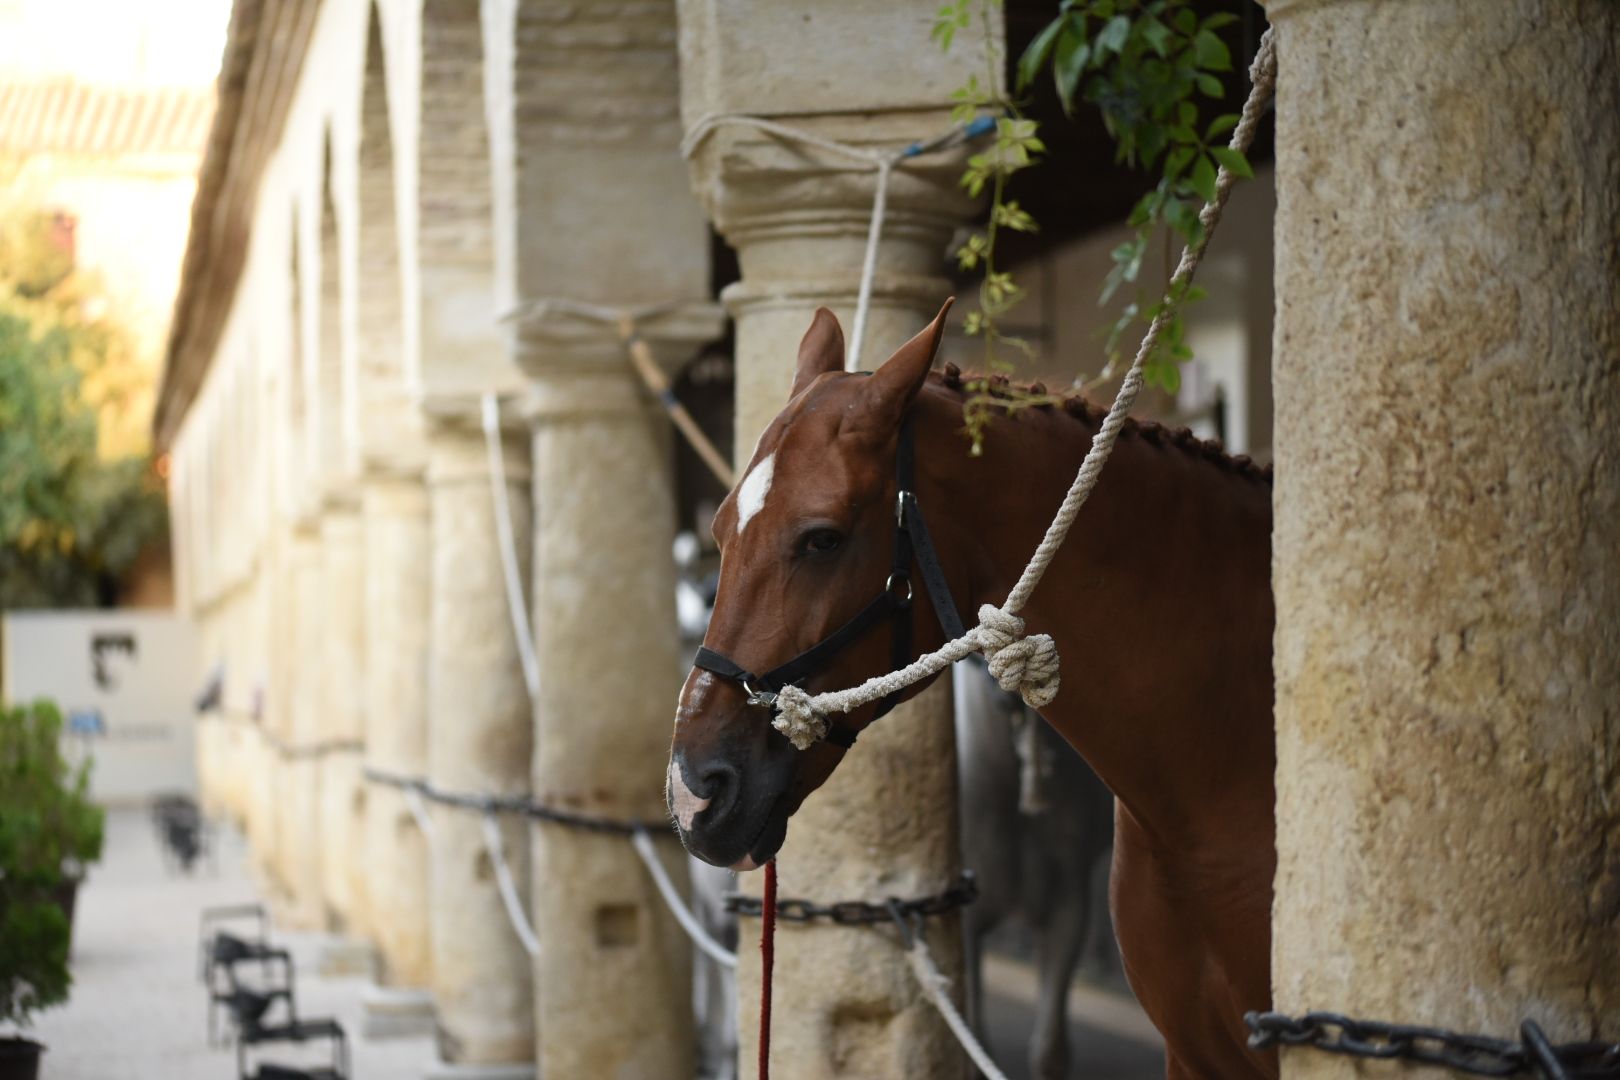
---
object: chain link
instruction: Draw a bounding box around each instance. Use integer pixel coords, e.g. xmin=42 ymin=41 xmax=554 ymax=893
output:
xmin=725 ymin=872 xmax=977 ymax=926
xmin=1247 ymin=1012 xmax=1620 ymax=1079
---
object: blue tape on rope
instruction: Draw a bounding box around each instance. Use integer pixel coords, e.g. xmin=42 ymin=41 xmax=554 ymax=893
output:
xmin=963 ymin=114 xmax=998 ymax=139
xmin=899 ymin=114 xmax=999 ymax=159
xmin=659 ymin=387 xmax=679 ymax=410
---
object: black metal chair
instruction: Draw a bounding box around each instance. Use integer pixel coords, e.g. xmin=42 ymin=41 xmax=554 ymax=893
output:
xmin=199 ymin=903 xmax=269 ymax=981
xmin=235 ymin=1018 xmax=349 ymax=1080
xmin=229 ymin=980 xmax=350 ymax=1080
xmin=152 ymin=793 xmax=207 ymax=872
xmin=207 ymin=939 xmax=295 ymax=1046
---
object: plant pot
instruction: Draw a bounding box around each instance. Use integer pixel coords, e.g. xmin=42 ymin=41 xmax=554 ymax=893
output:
xmin=0 ymin=1037 xmax=43 ymax=1080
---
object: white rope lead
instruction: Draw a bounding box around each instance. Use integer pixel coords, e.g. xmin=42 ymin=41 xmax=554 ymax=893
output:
xmin=904 ymin=935 xmax=1010 ymax=1080
xmin=630 ymin=828 xmax=738 ymax=969
xmin=768 ymin=29 xmax=1278 ymax=744
xmin=480 ymin=810 xmax=540 ymax=959
xmin=480 ymin=393 xmax=541 ymax=703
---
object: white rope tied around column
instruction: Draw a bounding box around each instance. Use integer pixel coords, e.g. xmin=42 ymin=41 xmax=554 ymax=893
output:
xmin=681 ymin=112 xmax=996 ymax=372
xmin=630 ymin=828 xmax=738 ymax=969
xmin=480 ymin=810 xmax=540 ymax=959
xmin=481 ymin=393 xmax=541 ymax=702
xmin=769 ymin=29 xmax=1277 ymax=739
xmin=403 ymin=784 xmax=436 ymax=849
xmin=903 ymin=933 xmax=1010 ymax=1080
xmin=498 ymin=297 xmax=678 ymax=332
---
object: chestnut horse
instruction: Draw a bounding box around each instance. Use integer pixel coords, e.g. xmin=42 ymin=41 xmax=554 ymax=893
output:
xmin=667 ymin=303 xmax=1276 ymax=1079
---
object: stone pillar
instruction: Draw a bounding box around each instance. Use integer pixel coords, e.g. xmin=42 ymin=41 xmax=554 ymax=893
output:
xmin=517 ymin=311 xmax=715 ymax=1079
xmin=1266 ymin=1 xmax=1620 ymax=1070
xmin=360 ymin=471 xmax=436 ymax=1035
xmin=279 ymin=524 xmax=327 ymax=929
xmin=679 ymin=3 xmax=989 ymax=1073
xmin=487 ymin=1 xmax=719 ymax=1070
xmin=318 ymin=501 xmax=368 ymax=938
xmin=425 ymin=417 xmax=536 ymax=1075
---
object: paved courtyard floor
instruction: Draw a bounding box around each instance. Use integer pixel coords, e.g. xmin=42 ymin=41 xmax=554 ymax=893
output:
xmin=27 ymin=809 xmax=1162 ymax=1079
xmin=29 ymin=809 xmax=436 ymax=1080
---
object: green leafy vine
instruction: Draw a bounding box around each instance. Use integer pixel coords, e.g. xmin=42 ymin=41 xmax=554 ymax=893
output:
xmin=934 ymin=0 xmax=1255 ymax=451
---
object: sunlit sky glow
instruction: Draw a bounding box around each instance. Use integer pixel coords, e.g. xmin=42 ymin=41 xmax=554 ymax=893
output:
xmin=0 ymin=0 xmax=232 ymax=87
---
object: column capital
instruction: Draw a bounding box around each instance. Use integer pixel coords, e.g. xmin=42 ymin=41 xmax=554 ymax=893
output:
xmin=506 ymin=300 xmax=724 ymax=423
xmin=422 ymin=410 xmax=531 ymax=488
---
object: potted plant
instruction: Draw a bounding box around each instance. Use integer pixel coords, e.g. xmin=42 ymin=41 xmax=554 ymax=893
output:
xmin=0 ymin=700 xmax=105 ymax=1079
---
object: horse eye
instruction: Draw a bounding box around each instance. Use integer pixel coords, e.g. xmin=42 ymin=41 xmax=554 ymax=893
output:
xmin=799 ymin=528 xmax=843 ymax=556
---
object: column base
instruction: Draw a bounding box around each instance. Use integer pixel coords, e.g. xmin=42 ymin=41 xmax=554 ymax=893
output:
xmin=422 ymin=1060 xmax=536 ymax=1080
xmin=315 ymin=935 xmax=378 ymax=978
xmin=360 ymin=982 xmax=437 ymax=1039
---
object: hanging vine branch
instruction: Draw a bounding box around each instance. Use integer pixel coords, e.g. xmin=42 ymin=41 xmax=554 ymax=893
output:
xmin=935 ymin=0 xmax=1257 ymax=451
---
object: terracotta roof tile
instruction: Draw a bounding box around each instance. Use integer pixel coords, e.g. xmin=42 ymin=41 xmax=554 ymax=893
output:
xmin=0 ymin=77 xmax=214 ymax=156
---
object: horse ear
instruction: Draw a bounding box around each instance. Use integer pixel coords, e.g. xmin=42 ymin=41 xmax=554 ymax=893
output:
xmin=790 ymin=308 xmax=846 ymax=400
xmin=857 ymin=298 xmax=953 ymax=433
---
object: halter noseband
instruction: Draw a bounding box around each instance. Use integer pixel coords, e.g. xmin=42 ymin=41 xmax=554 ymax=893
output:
xmin=691 ymin=414 xmax=965 ymax=749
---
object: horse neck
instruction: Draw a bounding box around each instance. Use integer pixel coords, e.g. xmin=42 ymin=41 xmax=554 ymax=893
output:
xmin=915 ymin=386 xmax=1276 ymax=850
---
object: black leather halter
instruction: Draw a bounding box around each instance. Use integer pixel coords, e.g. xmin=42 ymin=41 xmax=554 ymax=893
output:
xmin=691 ymin=414 xmax=965 ymax=749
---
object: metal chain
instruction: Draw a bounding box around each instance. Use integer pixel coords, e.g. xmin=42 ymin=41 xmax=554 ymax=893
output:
xmin=363 ymin=767 xmax=671 ymax=837
xmin=1247 ymin=1012 xmax=1620 ymax=1079
xmin=726 ymin=872 xmax=977 ymax=926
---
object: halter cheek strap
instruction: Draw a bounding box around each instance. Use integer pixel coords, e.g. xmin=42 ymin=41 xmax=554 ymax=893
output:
xmin=691 ymin=414 xmax=964 ymax=750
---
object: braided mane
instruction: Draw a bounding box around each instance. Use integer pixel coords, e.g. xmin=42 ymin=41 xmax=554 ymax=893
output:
xmin=931 ymin=362 xmax=1273 ymax=486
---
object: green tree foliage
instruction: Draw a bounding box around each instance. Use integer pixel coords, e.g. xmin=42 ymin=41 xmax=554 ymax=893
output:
xmin=0 ymin=700 xmax=104 ymax=1028
xmin=0 ymin=211 xmax=168 ymax=608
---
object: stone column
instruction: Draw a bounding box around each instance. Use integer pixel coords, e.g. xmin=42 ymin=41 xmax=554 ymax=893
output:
xmin=517 ymin=311 xmax=716 ymax=1079
xmin=679 ymin=3 xmax=990 ymax=1073
xmin=488 ymin=1 xmax=719 ymax=1070
xmin=247 ymin=541 xmax=282 ymax=887
xmin=318 ymin=500 xmax=368 ymax=939
xmin=425 ymin=416 xmax=536 ymax=1076
xmin=279 ymin=523 xmax=327 ymax=929
xmin=1265 ymin=1 xmax=1620 ymax=1071
xmin=360 ymin=471 xmax=436 ymax=1035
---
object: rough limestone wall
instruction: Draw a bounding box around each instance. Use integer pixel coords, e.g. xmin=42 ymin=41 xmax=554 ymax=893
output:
xmin=1268 ymin=1 xmax=1620 ymax=1068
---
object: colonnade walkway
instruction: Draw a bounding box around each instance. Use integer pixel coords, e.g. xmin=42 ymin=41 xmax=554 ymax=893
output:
xmin=33 ymin=808 xmax=1164 ymax=1079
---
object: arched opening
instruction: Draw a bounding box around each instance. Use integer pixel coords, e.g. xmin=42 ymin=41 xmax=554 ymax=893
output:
xmin=315 ymin=136 xmax=343 ymax=473
xmin=418 ymin=0 xmax=493 ymax=289
xmin=281 ymin=216 xmax=309 ymax=514
xmin=358 ymin=5 xmax=402 ymax=388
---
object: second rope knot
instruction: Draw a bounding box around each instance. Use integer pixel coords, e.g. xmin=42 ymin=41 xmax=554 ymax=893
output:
xmin=975 ymin=604 xmax=1061 ymax=709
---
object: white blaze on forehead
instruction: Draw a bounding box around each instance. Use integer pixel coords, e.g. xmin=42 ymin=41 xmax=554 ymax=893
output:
xmin=735 ymin=453 xmax=775 ymax=534
xmin=668 ymin=761 xmax=710 ymax=832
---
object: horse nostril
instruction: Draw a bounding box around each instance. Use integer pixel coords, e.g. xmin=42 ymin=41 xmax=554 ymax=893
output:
xmin=696 ymin=760 xmax=741 ymax=828
xmin=670 ymin=755 xmax=740 ymax=833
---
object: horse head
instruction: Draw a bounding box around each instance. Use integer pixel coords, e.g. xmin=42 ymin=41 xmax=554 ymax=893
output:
xmin=667 ymin=300 xmax=957 ymax=869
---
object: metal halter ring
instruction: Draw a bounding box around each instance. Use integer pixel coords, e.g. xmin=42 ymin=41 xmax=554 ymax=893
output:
xmin=742 ymin=680 xmax=778 ymax=709
xmin=884 ymin=573 xmax=914 ymax=606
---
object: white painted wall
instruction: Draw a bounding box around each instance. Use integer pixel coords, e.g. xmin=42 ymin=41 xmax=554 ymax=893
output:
xmin=2 ymin=610 xmax=200 ymax=805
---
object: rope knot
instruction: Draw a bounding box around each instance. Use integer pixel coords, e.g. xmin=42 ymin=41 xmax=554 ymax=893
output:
xmin=772 ymin=686 xmax=828 ymax=750
xmin=975 ymin=604 xmax=1061 ymax=709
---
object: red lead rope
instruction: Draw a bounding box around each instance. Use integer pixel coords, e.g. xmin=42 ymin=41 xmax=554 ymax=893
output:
xmin=759 ymin=858 xmax=778 ymax=1080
